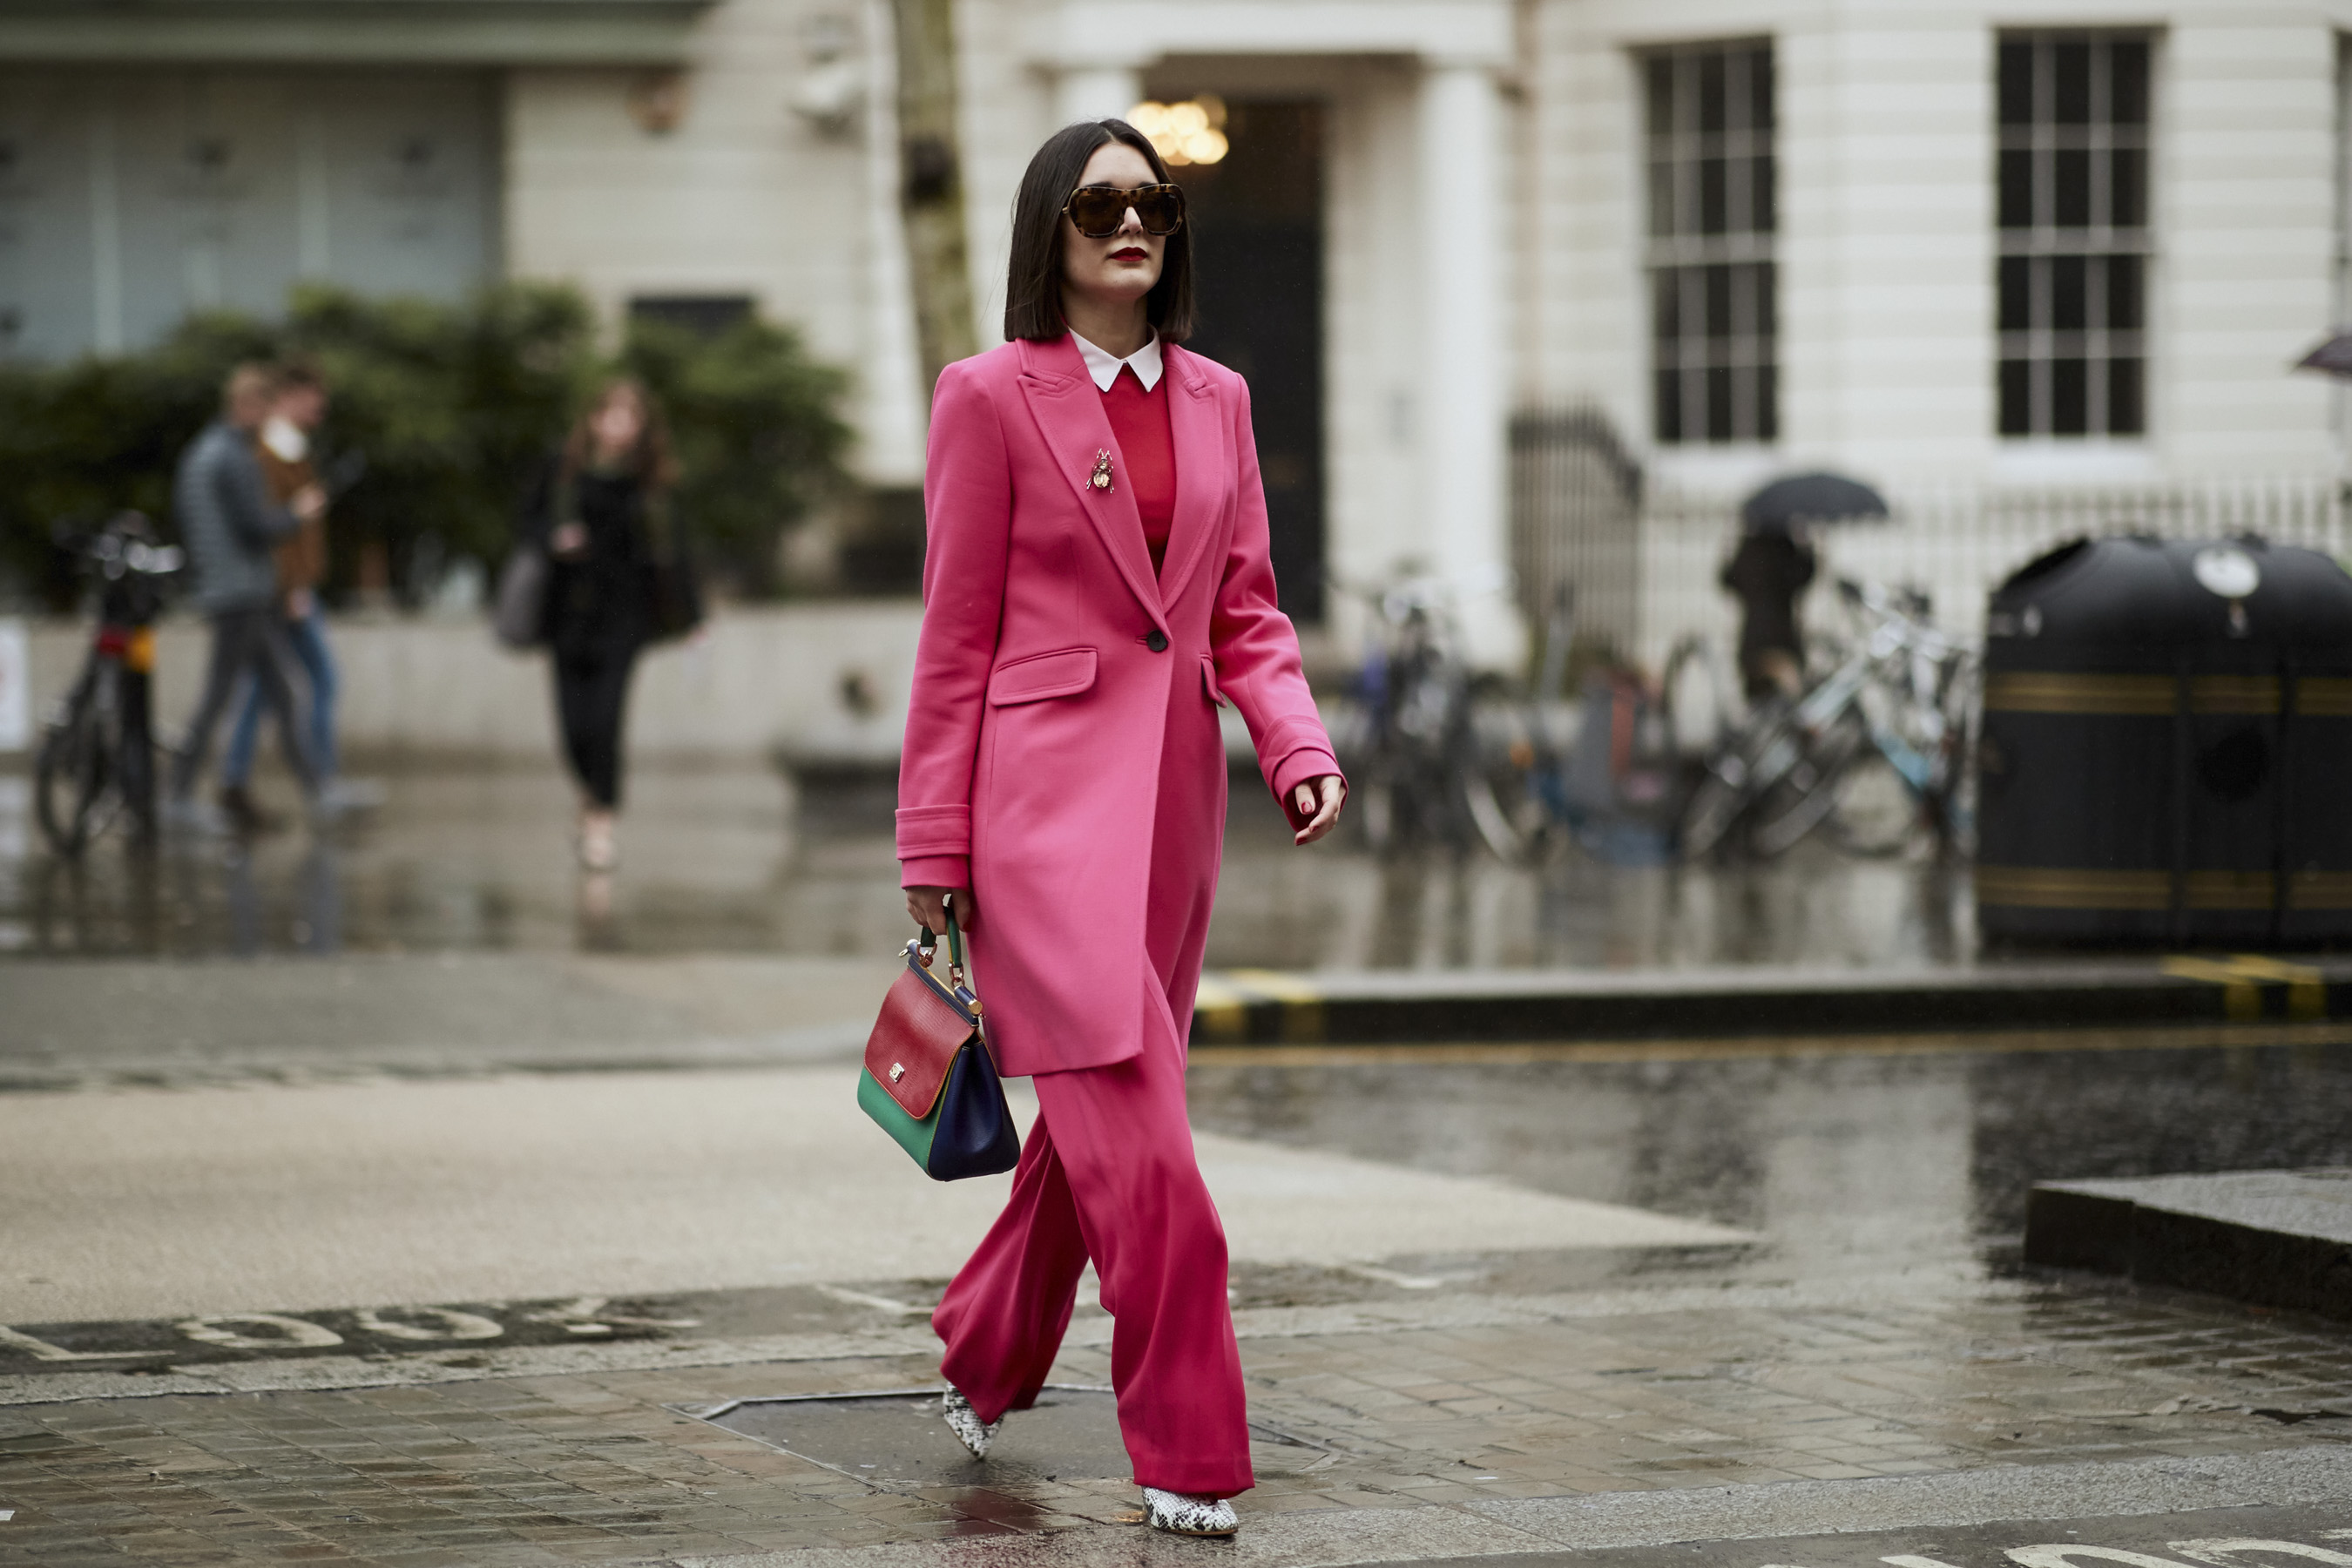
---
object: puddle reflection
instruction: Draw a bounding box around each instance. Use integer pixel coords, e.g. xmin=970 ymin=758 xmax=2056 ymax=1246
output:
xmin=0 ymin=761 xmax=1974 ymax=967
xmin=1189 ymin=1038 xmax=2352 ymax=1274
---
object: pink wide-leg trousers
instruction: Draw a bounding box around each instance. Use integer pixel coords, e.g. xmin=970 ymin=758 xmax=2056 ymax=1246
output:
xmin=931 ymin=706 xmax=1253 ymax=1498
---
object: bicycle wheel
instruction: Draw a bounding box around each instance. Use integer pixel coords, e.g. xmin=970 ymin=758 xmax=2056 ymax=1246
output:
xmin=1462 ymin=766 xmax=1532 ymax=864
xmin=1357 ymin=776 xmax=1398 ymax=854
xmin=1748 ymin=717 xmax=1869 ymax=859
xmin=34 ymin=675 xmax=118 ymax=858
xmin=1679 ymin=767 xmax=1750 ymax=860
xmin=1822 ymin=751 xmax=1927 ymax=857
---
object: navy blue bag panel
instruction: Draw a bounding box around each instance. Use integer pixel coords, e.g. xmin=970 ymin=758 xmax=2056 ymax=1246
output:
xmin=924 ymin=1044 xmax=1022 ymax=1179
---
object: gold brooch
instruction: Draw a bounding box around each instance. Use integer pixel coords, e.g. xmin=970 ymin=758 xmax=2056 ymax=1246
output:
xmin=1090 ymin=449 xmax=1114 ymax=492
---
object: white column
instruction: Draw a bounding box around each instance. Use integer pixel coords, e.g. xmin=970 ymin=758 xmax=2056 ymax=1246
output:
xmin=857 ymin=0 xmax=926 ymax=478
xmin=295 ymin=98 xmax=332 ymax=280
xmin=88 ymin=91 xmax=124 ymax=355
xmin=1054 ymin=64 xmax=1143 ymax=129
xmin=1417 ymin=58 xmax=1519 ymax=669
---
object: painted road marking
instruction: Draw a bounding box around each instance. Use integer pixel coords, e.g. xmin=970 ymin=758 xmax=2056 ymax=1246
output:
xmin=349 ymin=1307 xmax=504 ymax=1342
xmin=0 ymin=1291 xmax=706 ymax=1370
xmin=2169 ymin=1541 xmax=2352 ymax=1565
xmin=1877 ymin=1546 xmax=2352 ymax=1568
xmin=1188 ymin=1019 xmax=2352 ymax=1067
xmin=177 ymin=1314 xmax=346 ymax=1349
xmin=2162 ymin=955 xmax=2328 ymax=1021
xmin=0 ymin=1323 xmax=152 ymax=1362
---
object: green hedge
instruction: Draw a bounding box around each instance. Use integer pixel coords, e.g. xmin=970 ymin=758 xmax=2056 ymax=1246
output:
xmin=0 ymin=282 xmax=851 ymax=610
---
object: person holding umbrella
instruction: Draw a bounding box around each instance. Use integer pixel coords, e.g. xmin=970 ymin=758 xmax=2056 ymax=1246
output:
xmin=1721 ymin=472 xmax=1888 ymax=702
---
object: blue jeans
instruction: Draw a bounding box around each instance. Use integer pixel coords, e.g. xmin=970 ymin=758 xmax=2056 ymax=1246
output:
xmin=223 ymin=609 xmax=335 ymax=787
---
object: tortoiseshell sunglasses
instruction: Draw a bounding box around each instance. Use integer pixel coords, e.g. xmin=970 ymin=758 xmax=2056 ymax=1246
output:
xmin=1062 ymin=182 xmax=1186 ymax=239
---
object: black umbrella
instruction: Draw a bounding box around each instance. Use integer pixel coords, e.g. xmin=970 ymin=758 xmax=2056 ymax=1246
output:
xmin=2295 ymin=332 xmax=2352 ymax=379
xmin=1741 ymin=471 xmax=1890 ymax=534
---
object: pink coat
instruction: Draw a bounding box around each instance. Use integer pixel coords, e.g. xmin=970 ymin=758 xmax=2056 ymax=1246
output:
xmin=897 ymin=335 xmax=1340 ymax=1078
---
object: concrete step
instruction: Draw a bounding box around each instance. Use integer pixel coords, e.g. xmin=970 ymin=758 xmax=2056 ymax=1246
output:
xmin=2024 ymin=1168 xmax=2352 ymax=1322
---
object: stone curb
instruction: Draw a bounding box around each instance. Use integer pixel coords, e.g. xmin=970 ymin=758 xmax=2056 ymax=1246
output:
xmin=1191 ymin=956 xmax=2352 ymax=1046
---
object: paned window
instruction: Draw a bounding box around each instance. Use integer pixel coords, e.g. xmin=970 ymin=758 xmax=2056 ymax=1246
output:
xmin=2336 ymin=36 xmax=2351 ymax=328
xmin=1997 ymin=33 xmax=2153 ymax=437
xmin=1644 ymin=41 xmax=1776 ymax=445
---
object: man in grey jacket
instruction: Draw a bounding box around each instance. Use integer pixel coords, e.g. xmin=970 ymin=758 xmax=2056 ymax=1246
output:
xmin=166 ymin=363 xmax=327 ymax=826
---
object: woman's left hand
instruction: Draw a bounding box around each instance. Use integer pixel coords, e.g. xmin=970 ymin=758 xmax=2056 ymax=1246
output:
xmin=1291 ymin=775 xmax=1347 ymax=846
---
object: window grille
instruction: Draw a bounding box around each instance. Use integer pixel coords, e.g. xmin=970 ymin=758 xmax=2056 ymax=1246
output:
xmin=1642 ymin=41 xmax=1776 ymax=445
xmin=1997 ymin=33 xmax=2153 ymax=438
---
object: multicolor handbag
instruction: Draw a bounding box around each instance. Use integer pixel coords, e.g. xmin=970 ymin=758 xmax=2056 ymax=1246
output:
xmin=857 ymin=899 xmax=1021 ymax=1180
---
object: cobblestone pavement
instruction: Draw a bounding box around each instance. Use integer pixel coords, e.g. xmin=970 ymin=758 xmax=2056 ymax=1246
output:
xmin=3 ymin=1263 xmax=2351 ymax=1566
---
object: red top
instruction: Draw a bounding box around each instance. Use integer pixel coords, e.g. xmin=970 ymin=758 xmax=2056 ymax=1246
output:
xmin=1098 ymin=364 xmax=1175 ymax=574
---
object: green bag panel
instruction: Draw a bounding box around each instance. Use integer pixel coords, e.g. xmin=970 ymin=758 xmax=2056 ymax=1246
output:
xmin=859 ymin=1066 xmax=936 ymax=1168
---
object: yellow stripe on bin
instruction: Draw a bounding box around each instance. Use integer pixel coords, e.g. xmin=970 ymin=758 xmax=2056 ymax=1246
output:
xmin=1975 ymin=865 xmax=2171 ymax=909
xmin=2188 ymin=676 xmax=2281 ymax=714
xmin=1982 ymin=672 xmax=2175 ymax=714
xmin=2183 ymin=870 xmax=2278 ymax=910
xmin=2290 ymin=871 xmax=2352 ymax=909
xmin=2295 ymin=678 xmax=2352 ymax=716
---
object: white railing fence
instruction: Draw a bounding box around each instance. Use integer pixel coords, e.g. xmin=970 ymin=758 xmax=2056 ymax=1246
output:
xmin=1510 ymin=409 xmax=2348 ymax=673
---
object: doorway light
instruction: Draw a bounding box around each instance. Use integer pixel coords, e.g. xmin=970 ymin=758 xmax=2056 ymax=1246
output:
xmin=1129 ymin=97 xmax=1228 ymax=166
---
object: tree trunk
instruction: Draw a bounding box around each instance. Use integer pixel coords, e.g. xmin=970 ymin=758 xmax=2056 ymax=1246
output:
xmin=890 ymin=0 xmax=978 ymax=399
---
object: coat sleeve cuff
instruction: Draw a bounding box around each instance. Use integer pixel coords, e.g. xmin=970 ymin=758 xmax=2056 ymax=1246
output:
xmin=895 ymin=803 xmax=969 ymax=857
xmin=900 ymin=854 xmax=970 ymax=889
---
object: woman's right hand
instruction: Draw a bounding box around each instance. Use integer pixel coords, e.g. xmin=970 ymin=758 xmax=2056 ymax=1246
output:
xmin=906 ymin=885 xmax=976 ymax=934
xmin=551 ymin=521 xmax=588 ymax=558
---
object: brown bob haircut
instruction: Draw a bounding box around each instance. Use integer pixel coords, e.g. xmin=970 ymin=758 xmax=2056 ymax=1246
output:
xmin=1003 ymin=119 xmax=1195 ymax=345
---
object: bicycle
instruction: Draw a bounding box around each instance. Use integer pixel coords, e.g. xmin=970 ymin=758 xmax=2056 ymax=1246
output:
xmin=1474 ymin=591 xmax=1740 ymax=868
xmin=1458 ymin=585 xmax=1578 ymax=866
xmin=1343 ymin=573 xmax=1517 ymax=858
xmin=35 ymin=512 xmax=183 ymax=856
xmin=1679 ymin=578 xmax=1976 ymax=862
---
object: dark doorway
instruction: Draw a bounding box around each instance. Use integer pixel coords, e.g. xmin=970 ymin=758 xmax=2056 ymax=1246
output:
xmin=1175 ymin=99 xmax=1325 ymax=624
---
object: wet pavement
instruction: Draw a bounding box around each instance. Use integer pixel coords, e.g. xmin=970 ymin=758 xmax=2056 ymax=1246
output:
xmin=4 ymin=1015 xmax=2352 ymax=1565
xmin=7 ymin=765 xmax=2352 ymax=1567
xmin=0 ymin=761 xmax=1973 ymax=970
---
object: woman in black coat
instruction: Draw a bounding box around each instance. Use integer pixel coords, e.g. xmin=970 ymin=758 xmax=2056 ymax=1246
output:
xmin=1720 ymin=524 xmax=1816 ymax=702
xmin=522 ymin=378 xmax=680 ymax=871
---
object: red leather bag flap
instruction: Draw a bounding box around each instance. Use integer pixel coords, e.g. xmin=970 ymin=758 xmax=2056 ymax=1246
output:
xmin=865 ymin=963 xmax=977 ymax=1117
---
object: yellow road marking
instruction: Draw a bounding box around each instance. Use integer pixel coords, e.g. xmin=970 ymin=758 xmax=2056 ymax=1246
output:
xmin=1188 ymin=1019 xmax=2352 ymax=1068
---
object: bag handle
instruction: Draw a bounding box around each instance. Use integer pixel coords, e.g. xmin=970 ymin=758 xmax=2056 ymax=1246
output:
xmin=916 ymin=895 xmax=970 ymax=991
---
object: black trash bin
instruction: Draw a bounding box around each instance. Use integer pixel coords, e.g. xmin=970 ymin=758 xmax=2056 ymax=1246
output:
xmin=1976 ymin=535 xmax=2352 ymax=945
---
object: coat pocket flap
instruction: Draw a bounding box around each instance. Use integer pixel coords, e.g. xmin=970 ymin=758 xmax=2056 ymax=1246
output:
xmin=865 ymin=963 xmax=978 ymax=1117
xmin=1201 ymin=656 xmax=1227 ymax=707
xmin=987 ymin=646 xmax=1098 ymax=706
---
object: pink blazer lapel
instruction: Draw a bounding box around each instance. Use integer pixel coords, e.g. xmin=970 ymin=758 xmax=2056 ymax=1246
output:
xmin=1013 ymin=336 xmax=1166 ymax=628
xmin=1155 ymin=346 xmax=1224 ymax=607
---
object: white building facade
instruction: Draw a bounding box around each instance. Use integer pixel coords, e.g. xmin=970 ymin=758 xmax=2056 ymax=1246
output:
xmin=3 ymin=0 xmax=2348 ymax=660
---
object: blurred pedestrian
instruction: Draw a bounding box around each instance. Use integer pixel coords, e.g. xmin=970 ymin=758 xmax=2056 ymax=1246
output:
xmin=166 ymin=363 xmax=322 ymax=830
xmin=898 ymin=119 xmax=1344 ymax=1539
xmin=219 ymin=359 xmax=371 ymax=830
xmin=519 ymin=377 xmax=678 ymax=871
xmin=1720 ymin=521 xmax=1816 ymax=701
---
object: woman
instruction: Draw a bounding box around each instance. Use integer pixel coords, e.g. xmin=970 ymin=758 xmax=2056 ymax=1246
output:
xmin=524 ymin=378 xmax=678 ymax=870
xmin=897 ymin=119 xmax=1345 ymax=1538
xmin=1720 ymin=521 xmax=1816 ymax=702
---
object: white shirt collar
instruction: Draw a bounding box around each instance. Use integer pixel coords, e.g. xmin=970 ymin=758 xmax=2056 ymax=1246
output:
xmin=260 ymin=415 xmax=308 ymax=463
xmin=1069 ymin=329 xmax=1163 ymax=393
